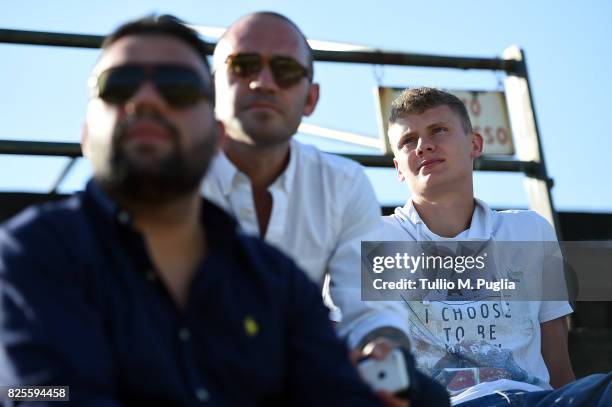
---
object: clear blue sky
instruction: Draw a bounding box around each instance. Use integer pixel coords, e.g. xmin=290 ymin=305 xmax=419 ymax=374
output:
xmin=1 ymin=0 xmax=611 ymax=212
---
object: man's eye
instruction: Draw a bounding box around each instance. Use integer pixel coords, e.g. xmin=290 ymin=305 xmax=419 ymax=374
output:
xmin=432 ymin=127 xmax=448 ymax=135
xmin=399 ymin=137 xmax=417 ymax=149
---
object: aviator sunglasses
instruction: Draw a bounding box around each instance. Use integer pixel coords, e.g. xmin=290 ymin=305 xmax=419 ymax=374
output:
xmin=225 ymin=53 xmax=311 ymax=88
xmin=90 ymin=64 xmax=213 ymax=108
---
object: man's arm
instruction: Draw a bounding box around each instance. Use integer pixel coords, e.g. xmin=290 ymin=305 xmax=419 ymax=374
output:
xmin=536 ymin=216 xmax=575 ymax=389
xmin=330 ymin=166 xmax=410 ymax=349
xmin=540 ymin=316 xmax=575 ymax=388
xmin=0 ymin=221 xmax=122 ymax=406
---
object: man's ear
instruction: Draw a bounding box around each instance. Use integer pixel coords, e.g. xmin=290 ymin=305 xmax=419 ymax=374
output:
xmin=303 ymin=82 xmax=320 ymax=117
xmin=470 ymin=131 xmax=484 ymax=159
xmin=393 ymin=157 xmax=405 ymax=182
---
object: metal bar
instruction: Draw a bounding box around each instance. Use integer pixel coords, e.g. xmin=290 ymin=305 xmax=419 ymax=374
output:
xmin=0 ymin=139 xmax=547 ymax=179
xmin=0 ymin=29 xmax=104 ymax=49
xmin=503 ymin=46 xmax=561 ymax=236
xmin=520 ymin=49 xmax=561 ymax=235
xmin=474 ymin=157 xmax=545 ymax=178
xmin=313 ymin=49 xmax=518 ymax=73
xmin=0 ymin=28 xmax=520 ymax=74
xmin=338 ymin=153 xmax=546 ymax=176
xmin=0 ymin=140 xmax=81 ymax=157
xmin=298 ymin=123 xmax=382 ymax=149
xmin=49 ymin=158 xmax=78 ymax=194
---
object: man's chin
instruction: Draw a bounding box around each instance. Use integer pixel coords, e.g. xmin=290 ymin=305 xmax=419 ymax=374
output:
xmin=127 ymin=161 xmax=171 ymax=178
xmin=97 ymin=160 xmax=205 ymax=205
xmin=122 ymin=148 xmax=173 ymax=169
xmin=100 ymin=176 xmax=201 ymax=205
xmin=242 ymin=126 xmax=293 ymax=146
xmin=244 ymin=107 xmax=281 ymax=121
xmin=101 ymin=128 xmax=216 ymax=204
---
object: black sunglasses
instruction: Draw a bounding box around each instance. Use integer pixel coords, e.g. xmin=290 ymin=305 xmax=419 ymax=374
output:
xmin=90 ymin=64 xmax=213 ymax=108
xmin=225 ymin=53 xmax=311 ymax=88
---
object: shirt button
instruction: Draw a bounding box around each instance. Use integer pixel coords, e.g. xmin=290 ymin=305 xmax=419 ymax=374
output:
xmin=117 ymin=210 xmax=131 ymax=225
xmin=195 ymin=387 xmax=209 ymax=402
xmin=178 ymin=327 xmax=191 ymax=342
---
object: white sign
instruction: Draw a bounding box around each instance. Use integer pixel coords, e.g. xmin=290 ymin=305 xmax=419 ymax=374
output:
xmin=376 ymin=87 xmax=515 ymax=156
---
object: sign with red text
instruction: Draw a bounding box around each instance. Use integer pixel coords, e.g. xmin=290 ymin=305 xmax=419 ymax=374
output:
xmin=376 ymin=87 xmax=515 ymax=156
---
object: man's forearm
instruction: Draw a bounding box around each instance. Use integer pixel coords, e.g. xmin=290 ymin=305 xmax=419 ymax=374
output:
xmin=541 ymin=316 xmax=575 ymax=388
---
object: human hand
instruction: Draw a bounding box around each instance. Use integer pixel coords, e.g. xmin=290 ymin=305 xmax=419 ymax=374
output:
xmin=350 ymin=337 xmax=410 ymax=407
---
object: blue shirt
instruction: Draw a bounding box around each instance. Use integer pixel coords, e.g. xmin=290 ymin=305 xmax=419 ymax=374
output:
xmin=0 ymin=180 xmax=379 ymax=406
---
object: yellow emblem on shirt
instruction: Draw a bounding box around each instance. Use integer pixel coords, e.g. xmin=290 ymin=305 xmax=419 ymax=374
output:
xmin=244 ymin=316 xmax=258 ymax=337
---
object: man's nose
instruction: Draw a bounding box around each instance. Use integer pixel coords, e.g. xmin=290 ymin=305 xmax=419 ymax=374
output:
xmin=416 ymin=138 xmax=435 ymax=156
xmin=124 ymin=80 xmax=167 ymax=114
xmin=249 ymin=64 xmax=278 ymax=93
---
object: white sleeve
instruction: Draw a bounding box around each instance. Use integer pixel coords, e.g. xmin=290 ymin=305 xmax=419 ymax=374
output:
xmin=539 ymin=301 xmax=573 ymax=323
xmin=330 ymin=166 xmax=409 ymax=349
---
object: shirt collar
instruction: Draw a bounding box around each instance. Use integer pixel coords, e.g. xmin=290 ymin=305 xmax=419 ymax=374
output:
xmin=86 ymin=179 xmax=133 ymax=226
xmin=84 ymin=178 xmax=239 ymax=250
xmin=213 ymin=151 xmax=240 ymax=197
xmin=214 ymin=140 xmax=298 ymax=195
xmin=397 ymin=197 xmax=493 ymax=240
xmin=279 ymin=139 xmax=297 ymax=193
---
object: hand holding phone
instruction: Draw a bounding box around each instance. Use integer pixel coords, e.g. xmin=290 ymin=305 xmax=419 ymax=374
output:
xmin=357 ymin=348 xmax=410 ymax=395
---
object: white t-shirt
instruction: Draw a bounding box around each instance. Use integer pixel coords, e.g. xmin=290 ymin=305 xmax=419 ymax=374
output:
xmin=383 ymin=199 xmax=573 ymax=405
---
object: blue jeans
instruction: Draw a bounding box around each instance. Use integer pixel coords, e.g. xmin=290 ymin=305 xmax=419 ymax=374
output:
xmin=456 ymin=373 xmax=612 ymax=406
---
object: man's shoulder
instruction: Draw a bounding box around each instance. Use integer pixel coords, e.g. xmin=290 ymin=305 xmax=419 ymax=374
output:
xmin=1 ymin=194 xmax=84 ymax=240
xmin=293 ymin=140 xmax=365 ymax=180
xmin=492 ymin=209 xmax=556 ymax=240
xmin=494 ymin=208 xmax=544 ymax=220
xmin=380 ymin=205 xmax=420 ymax=240
xmin=0 ymin=194 xmax=89 ymax=273
xmin=381 ymin=213 xmax=413 ymax=238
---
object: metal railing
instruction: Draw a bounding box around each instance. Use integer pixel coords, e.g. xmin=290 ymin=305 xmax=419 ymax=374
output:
xmin=0 ymin=27 xmax=546 ymax=194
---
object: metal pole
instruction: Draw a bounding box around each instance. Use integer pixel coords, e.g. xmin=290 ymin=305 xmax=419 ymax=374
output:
xmin=0 ymin=139 xmax=545 ymax=177
xmin=503 ymin=46 xmax=561 ymax=236
xmin=0 ymin=140 xmax=81 ymax=157
xmin=0 ymin=28 xmax=520 ymax=73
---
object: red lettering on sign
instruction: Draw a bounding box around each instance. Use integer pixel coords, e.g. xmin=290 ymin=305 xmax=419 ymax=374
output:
xmin=496 ymin=127 xmax=509 ymax=145
xmin=484 ymin=126 xmax=494 ymax=144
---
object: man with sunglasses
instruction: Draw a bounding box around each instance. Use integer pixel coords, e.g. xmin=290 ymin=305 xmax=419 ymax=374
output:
xmin=0 ymin=15 xmax=384 ymax=406
xmin=203 ymin=11 xmax=412 ymax=376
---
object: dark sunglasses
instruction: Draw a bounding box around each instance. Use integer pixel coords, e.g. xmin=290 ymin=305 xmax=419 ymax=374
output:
xmin=90 ymin=64 xmax=213 ymax=108
xmin=225 ymin=53 xmax=311 ymax=88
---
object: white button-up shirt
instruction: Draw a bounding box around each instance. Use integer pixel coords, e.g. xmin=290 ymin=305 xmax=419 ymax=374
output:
xmin=202 ymin=139 xmax=407 ymax=345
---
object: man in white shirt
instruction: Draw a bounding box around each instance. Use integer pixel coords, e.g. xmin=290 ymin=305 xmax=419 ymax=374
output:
xmin=203 ymin=11 xmax=428 ymax=405
xmin=382 ymin=86 xmax=612 ymax=406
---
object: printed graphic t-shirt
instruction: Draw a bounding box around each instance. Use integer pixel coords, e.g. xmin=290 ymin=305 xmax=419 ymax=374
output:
xmin=383 ymin=199 xmax=573 ymax=405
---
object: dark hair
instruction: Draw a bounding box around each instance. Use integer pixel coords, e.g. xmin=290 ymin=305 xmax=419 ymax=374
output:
xmin=221 ymin=11 xmax=314 ymax=80
xmin=102 ymin=14 xmax=215 ymax=101
xmin=389 ymin=87 xmax=472 ymax=134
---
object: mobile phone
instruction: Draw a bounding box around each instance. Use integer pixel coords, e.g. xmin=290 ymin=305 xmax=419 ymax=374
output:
xmin=357 ymin=348 xmax=410 ymax=394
